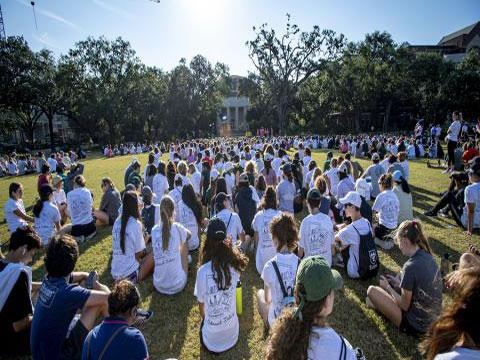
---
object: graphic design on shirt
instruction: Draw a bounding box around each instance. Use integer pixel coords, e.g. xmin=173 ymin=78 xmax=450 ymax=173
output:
xmin=308 ymin=225 xmax=332 ymax=255
xmin=38 ymin=281 xmax=58 ymax=308
xmin=205 ymin=273 xmax=235 ymax=326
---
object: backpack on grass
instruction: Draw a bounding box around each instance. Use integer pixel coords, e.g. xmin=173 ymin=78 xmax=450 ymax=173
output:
xmin=352 ymin=224 xmax=379 ymax=279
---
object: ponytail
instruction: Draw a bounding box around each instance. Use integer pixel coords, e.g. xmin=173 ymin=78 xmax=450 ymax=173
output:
xmin=396 ymin=220 xmax=432 ymax=254
xmin=400 ymin=177 xmax=411 ymax=194
xmin=160 ymin=196 xmax=175 ymax=251
xmin=32 ymin=199 xmax=45 ymax=218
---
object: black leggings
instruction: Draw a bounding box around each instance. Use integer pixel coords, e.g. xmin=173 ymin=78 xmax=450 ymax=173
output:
xmin=447 ymin=140 xmax=457 ymax=167
xmin=446 ymin=193 xmax=465 ymax=229
xmin=432 ymin=189 xmax=464 ymax=214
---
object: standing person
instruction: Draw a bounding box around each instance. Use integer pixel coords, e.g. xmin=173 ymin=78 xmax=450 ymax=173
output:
xmin=151 ymin=195 xmax=191 ymax=295
xmin=362 ymin=153 xmax=386 ymax=199
xmin=392 ymin=171 xmax=413 ymax=224
xmin=33 ymin=185 xmax=61 ymax=246
xmin=178 ymin=184 xmax=203 ymax=251
xmin=276 ymin=163 xmax=296 ymax=214
xmin=94 ymin=177 xmax=121 ymax=227
xmin=194 ymin=218 xmax=249 ymax=354
xmin=31 ymin=235 xmax=110 ymax=360
xmin=111 ymin=191 xmax=153 ymax=283
xmin=445 ymin=111 xmax=463 ymax=173
xmin=265 ymin=256 xmax=356 ymax=360
xmin=421 ymin=268 xmax=480 ymax=360
xmin=4 ymin=182 xmax=33 ymax=234
xmin=366 ymin=220 xmax=443 ymax=337
xmin=152 ymin=161 xmax=169 ymax=204
xmin=298 ymin=189 xmax=334 ymax=266
xmin=373 ymin=173 xmax=400 ymax=250
xmin=81 ymin=280 xmax=149 ymax=360
xmin=252 ymin=187 xmax=282 ymax=275
xmin=0 ymin=227 xmax=41 ymax=357
xmin=257 ymin=213 xmax=299 ymax=328
xmin=66 ymin=175 xmax=96 ymax=241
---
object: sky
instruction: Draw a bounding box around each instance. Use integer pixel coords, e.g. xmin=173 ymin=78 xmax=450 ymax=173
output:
xmin=3 ymin=0 xmax=479 ymax=76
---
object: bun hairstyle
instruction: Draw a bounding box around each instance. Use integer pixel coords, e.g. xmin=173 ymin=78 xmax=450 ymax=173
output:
xmin=395 ymin=220 xmax=432 ymax=254
xmin=74 ymin=175 xmax=86 ymax=187
xmin=379 ymin=173 xmax=393 ymax=190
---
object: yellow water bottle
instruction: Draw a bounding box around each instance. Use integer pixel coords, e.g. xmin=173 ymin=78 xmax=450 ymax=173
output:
xmin=236 ymin=280 xmax=243 ymax=315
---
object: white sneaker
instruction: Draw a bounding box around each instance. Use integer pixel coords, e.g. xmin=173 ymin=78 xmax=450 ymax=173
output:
xmin=374 ymin=237 xmax=394 ymax=250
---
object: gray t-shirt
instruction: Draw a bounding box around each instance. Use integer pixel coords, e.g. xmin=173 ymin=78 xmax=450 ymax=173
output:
xmin=400 ymin=249 xmax=443 ymax=333
xmin=276 ymin=179 xmax=296 ymax=213
xmin=434 ymin=348 xmax=480 ymax=360
xmin=99 ymin=188 xmax=122 ymax=223
xmin=363 ymin=163 xmax=385 ymax=198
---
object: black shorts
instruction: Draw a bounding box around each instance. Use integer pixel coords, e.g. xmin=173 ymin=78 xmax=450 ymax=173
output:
xmin=400 ymin=312 xmax=424 ymax=337
xmin=375 ymin=224 xmax=394 ymax=241
xmin=71 ymin=221 xmax=96 ymax=237
xmin=59 ymin=319 xmax=88 ymax=360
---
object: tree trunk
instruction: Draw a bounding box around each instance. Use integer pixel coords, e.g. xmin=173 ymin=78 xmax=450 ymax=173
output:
xmin=277 ymin=102 xmax=288 ymax=135
xmin=47 ymin=111 xmax=55 ymax=151
xmin=383 ymin=100 xmax=392 ymax=132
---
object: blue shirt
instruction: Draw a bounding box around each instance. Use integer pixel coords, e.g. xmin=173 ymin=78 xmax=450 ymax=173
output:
xmin=31 ymin=277 xmax=90 ymax=360
xmin=82 ymin=317 xmax=149 ymax=360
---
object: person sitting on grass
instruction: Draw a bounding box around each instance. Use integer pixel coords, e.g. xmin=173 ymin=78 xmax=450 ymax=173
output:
xmin=94 ymin=177 xmax=121 ymax=227
xmin=127 ymin=161 xmax=142 ymax=190
xmin=298 ymin=188 xmax=334 ymax=265
xmin=31 ymin=235 xmax=110 ymax=360
xmin=421 ymin=267 xmax=480 ymax=360
xmin=334 ymin=191 xmax=373 ymax=278
xmin=252 ymin=187 xmax=281 ymax=275
xmin=0 ymin=227 xmax=41 ymax=357
xmin=424 ymin=171 xmax=468 ymax=217
xmin=177 ymin=183 xmax=203 ymax=251
xmin=52 ymin=175 xmax=68 ymax=224
xmin=445 ymin=244 xmax=480 ymax=290
xmin=392 ymin=170 xmax=413 ymax=224
xmin=4 ymin=182 xmax=34 ymax=234
xmin=81 ymin=280 xmax=149 ymax=360
xmin=151 ymin=195 xmax=191 ymax=295
xmin=33 ymin=184 xmax=62 ymax=246
xmin=361 ymin=153 xmax=385 ymax=199
xmin=354 ymin=177 xmax=373 ymax=224
xmin=214 ymin=192 xmax=245 ymax=248
xmin=265 ymin=256 xmax=357 ymax=360
xmin=37 ymin=164 xmax=51 ymax=194
xmin=372 ymin=173 xmax=400 ymax=250
xmin=65 ymin=175 xmax=96 ymax=242
xmin=457 ymin=162 xmax=480 ymax=237
xmin=366 ymin=220 xmax=442 ymax=337
xmin=257 ymin=212 xmax=299 ymax=328
xmin=140 ymin=186 xmax=160 ymax=237
xmin=194 ymin=218 xmax=248 ymax=355
xmin=111 ymin=191 xmax=153 ymax=283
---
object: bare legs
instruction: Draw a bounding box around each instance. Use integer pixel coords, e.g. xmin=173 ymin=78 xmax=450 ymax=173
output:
xmin=366 ymin=285 xmax=402 ymax=327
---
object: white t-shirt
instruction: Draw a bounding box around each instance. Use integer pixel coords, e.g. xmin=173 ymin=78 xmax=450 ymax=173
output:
xmin=67 ymin=187 xmax=93 ymax=225
xmin=337 ymin=218 xmax=371 ymax=278
xmin=168 ymin=187 xmax=183 ymax=210
xmin=151 ymin=222 xmax=188 ymax=294
xmin=34 ymin=201 xmax=60 ymax=245
xmin=152 ymin=174 xmax=169 ymax=204
xmin=308 ymin=327 xmax=357 ymax=360
xmin=325 ymin=168 xmax=339 ymax=196
xmin=190 ymin=171 xmax=202 ymax=195
xmin=461 ymin=182 xmax=480 ymax=229
xmin=111 ymin=217 xmax=145 ymax=280
xmin=177 ymin=200 xmax=199 ymax=250
xmin=224 ymin=173 xmax=235 ymax=195
xmin=372 ymin=189 xmax=400 ymax=229
xmin=4 ymin=198 xmax=28 ymax=233
xmin=216 ymin=209 xmax=243 ymax=244
xmin=299 ymin=212 xmax=334 ymax=266
xmin=252 ymin=209 xmax=281 ymax=274
xmin=261 ymin=253 xmax=299 ymax=327
xmin=447 ymin=120 xmax=461 ymax=142
xmin=47 ymin=157 xmax=57 ymax=172
xmin=52 ymin=189 xmax=66 ymax=206
xmin=194 ymin=261 xmax=240 ymax=353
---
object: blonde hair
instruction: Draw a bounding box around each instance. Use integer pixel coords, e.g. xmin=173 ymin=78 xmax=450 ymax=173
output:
xmin=160 ymin=196 xmax=175 ymax=251
xmin=395 ymin=220 xmax=432 ymax=254
xmin=245 ymin=160 xmax=256 ymax=174
xmin=177 ymin=161 xmax=188 ymax=176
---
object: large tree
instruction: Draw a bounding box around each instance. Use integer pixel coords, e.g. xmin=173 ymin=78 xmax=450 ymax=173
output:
xmin=246 ymin=14 xmax=345 ymax=133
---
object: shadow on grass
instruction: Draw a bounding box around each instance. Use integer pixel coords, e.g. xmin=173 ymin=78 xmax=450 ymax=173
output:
xmin=411 ymin=184 xmax=444 ymax=198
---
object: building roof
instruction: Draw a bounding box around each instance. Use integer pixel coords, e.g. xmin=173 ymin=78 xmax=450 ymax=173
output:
xmin=438 ymin=21 xmax=479 ymax=45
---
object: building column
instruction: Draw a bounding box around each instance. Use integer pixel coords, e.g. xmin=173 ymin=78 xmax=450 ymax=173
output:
xmin=235 ymin=107 xmax=239 ymax=130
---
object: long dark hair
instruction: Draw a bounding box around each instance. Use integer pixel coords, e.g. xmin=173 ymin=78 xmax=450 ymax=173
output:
xmin=199 ymin=219 xmax=248 ymax=290
xmin=421 ymin=268 xmax=480 ymax=359
xmin=147 ymin=164 xmax=157 ymax=177
xmin=182 ymin=184 xmax=203 ymax=226
xmin=33 ymin=185 xmax=53 ymax=218
xmin=259 ymin=186 xmax=277 ymax=210
xmin=157 ymin=161 xmax=166 ymax=176
xmin=395 ymin=176 xmax=411 ymax=194
xmin=266 ymin=283 xmax=329 ymax=360
xmin=120 ymin=191 xmax=141 ymax=254
xmin=215 ymin=177 xmax=227 ymax=195
xmin=166 ymin=161 xmax=176 ymax=190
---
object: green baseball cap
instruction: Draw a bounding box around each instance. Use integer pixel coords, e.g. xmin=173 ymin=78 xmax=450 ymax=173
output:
xmin=294 ymin=256 xmax=343 ymax=319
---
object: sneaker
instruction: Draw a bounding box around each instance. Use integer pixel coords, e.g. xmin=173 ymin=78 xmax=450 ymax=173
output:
xmin=374 ymin=237 xmax=394 ymax=250
xmin=424 ymin=210 xmax=437 ymax=217
xmin=85 ymin=231 xmax=96 ymax=241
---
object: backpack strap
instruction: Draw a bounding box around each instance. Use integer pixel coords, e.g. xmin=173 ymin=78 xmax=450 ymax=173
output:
xmin=271 ymin=260 xmax=289 ymax=298
xmin=97 ymin=325 xmax=128 ymax=360
xmin=339 ymin=335 xmax=347 ymax=360
xmin=226 ymin=213 xmax=233 ymax=230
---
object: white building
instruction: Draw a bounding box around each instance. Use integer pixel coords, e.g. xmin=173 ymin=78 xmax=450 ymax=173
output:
xmin=217 ymin=75 xmax=249 ymax=136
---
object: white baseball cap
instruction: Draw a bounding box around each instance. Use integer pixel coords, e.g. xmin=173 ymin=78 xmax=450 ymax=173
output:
xmin=339 ymin=191 xmax=362 ymax=208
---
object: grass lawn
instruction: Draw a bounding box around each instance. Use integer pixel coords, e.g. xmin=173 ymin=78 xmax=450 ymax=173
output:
xmin=1 ymin=150 xmax=478 ymax=360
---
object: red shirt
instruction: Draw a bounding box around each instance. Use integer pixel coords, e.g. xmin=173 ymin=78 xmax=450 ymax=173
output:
xmin=463 ymin=148 xmax=479 ymax=163
xmin=38 ymin=174 xmax=49 ymax=192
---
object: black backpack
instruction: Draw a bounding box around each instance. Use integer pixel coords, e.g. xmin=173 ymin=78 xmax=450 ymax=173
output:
xmin=352 ymin=224 xmax=379 ymax=279
xmin=235 ymin=187 xmax=256 ymax=236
